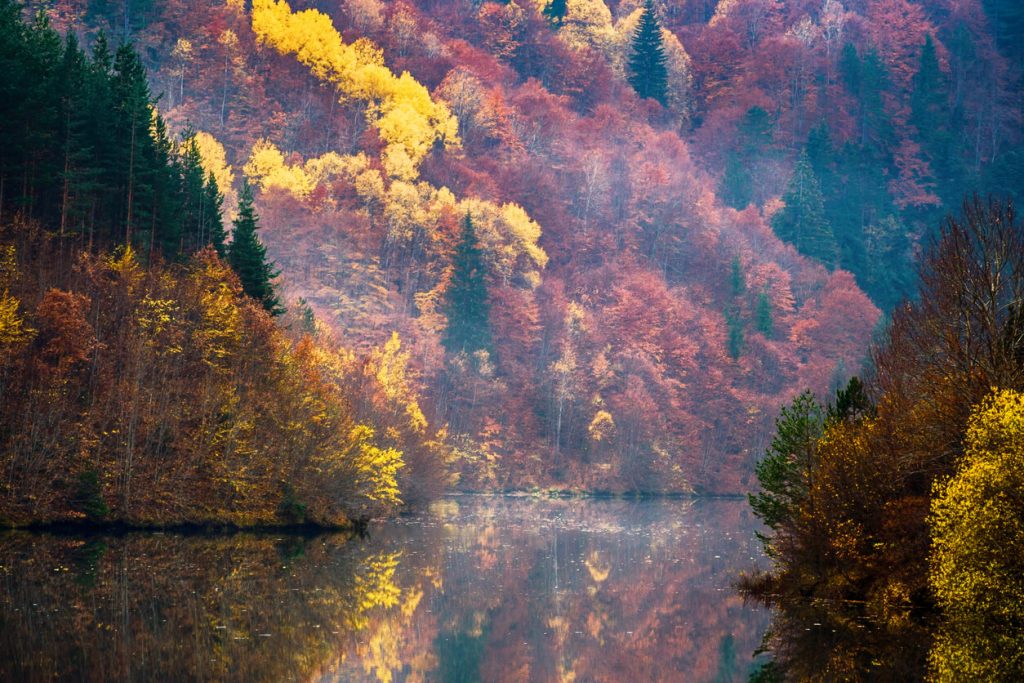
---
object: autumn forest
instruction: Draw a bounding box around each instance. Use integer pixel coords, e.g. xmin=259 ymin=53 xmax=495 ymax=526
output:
xmin=0 ymin=0 xmax=1023 ymax=679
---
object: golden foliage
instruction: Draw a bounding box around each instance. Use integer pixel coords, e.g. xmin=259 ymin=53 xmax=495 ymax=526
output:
xmin=0 ymin=245 xmax=32 ymax=347
xmin=251 ymin=0 xmax=459 ymax=180
xmin=0 ymin=236 xmax=451 ymax=527
xmin=929 ymin=389 xmax=1024 ymax=681
xmin=588 ymin=410 xmax=615 ymax=442
xmin=370 ymin=332 xmax=427 ymax=433
xmin=192 ymin=131 xmax=235 ymax=195
xmin=243 ymin=143 xmax=547 ymax=287
xmin=244 ymin=139 xmax=373 ymax=199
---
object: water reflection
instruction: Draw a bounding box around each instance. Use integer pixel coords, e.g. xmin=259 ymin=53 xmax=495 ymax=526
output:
xmin=747 ymin=598 xmax=932 ymax=682
xmin=0 ymin=497 xmax=771 ymax=682
xmin=749 ymin=577 xmax=1024 ymax=680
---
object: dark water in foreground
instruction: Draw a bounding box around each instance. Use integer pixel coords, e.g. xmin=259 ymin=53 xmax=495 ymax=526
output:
xmin=0 ymin=497 xmax=774 ymax=682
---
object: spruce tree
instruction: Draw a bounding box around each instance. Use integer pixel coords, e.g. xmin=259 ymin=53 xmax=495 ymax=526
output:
xmin=627 ymin=0 xmax=668 ymax=106
xmin=756 ymin=290 xmax=773 ymax=337
xmin=443 ymin=213 xmax=492 ymax=354
xmin=112 ymin=42 xmax=155 ymax=245
xmin=911 ymin=34 xmax=959 ymax=204
xmin=228 ymin=181 xmax=282 ymax=315
xmin=543 ymin=0 xmax=567 ymax=26
xmin=730 ymin=256 xmax=746 ymax=296
xmin=204 ymin=172 xmax=227 ymax=257
xmin=772 ymin=150 xmax=838 ymax=267
xmin=725 ymin=309 xmax=744 ymax=359
xmin=720 ymin=152 xmax=752 ymax=209
xmin=179 ymin=130 xmax=207 ymax=252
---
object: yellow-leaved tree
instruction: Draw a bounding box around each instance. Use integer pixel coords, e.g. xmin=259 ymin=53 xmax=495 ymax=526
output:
xmin=929 ymin=388 xmax=1024 ymax=681
xmin=192 ymin=131 xmax=235 ymax=194
xmin=251 ymin=0 xmax=459 ymax=180
xmin=0 ymin=245 xmax=31 ymax=348
xmin=243 ymin=139 xmax=372 ymax=197
xmin=242 ymin=142 xmax=548 ymax=288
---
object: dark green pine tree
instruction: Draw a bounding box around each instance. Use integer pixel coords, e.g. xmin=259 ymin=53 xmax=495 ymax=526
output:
xmin=148 ymin=112 xmax=183 ymax=257
xmin=730 ymin=256 xmax=746 ymax=296
xmin=749 ymin=391 xmax=825 ymax=547
xmin=112 ymin=42 xmax=156 ymax=246
xmin=543 ymin=0 xmax=567 ymax=26
xmin=443 ymin=213 xmax=492 ymax=354
xmin=627 ymin=0 xmax=668 ymax=106
xmin=179 ymin=129 xmax=208 ymax=252
xmin=725 ymin=308 xmax=744 ymax=360
xmin=911 ymin=34 xmax=961 ymax=205
xmin=719 ymin=107 xmax=774 ymax=209
xmin=756 ymin=290 xmax=773 ymax=337
xmin=228 ymin=181 xmax=282 ymax=315
xmin=204 ymin=172 xmax=228 ymax=257
xmin=983 ymin=0 xmax=1024 ymax=68
xmin=772 ymin=150 xmax=839 ymax=267
xmin=719 ymin=152 xmax=752 ymax=209
xmin=55 ymin=31 xmax=93 ymax=237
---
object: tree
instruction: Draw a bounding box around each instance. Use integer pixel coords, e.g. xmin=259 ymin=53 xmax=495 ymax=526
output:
xmin=725 ymin=309 xmax=744 ymax=359
xmin=719 ymin=152 xmax=752 ymax=209
xmin=984 ymin=0 xmax=1024 ymax=68
xmin=627 ymin=0 xmax=668 ymax=106
xmin=748 ymin=391 xmax=825 ymax=554
xmin=730 ymin=256 xmax=746 ymax=296
xmin=756 ymin=290 xmax=773 ymax=337
xmin=443 ymin=213 xmax=492 ymax=355
xmin=112 ymin=42 xmax=155 ymax=245
xmin=228 ymin=181 xmax=282 ymax=315
xmin=204 ymin=173 xmax=228 ymax=257
xmin=930 ymin=389 xmax=1024 ymax=681
xmin=910 ymin=34 xmax=960 ymax=204
xmin=772 ymin=150 xmax=838 ymax=267
xmin=827 ymin=376 xmax=871 ymax=422
xmin=542 ymin=0 xmax=567 ymax=27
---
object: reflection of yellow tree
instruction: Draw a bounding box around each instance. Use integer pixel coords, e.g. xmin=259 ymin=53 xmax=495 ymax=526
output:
xmin=0 ymin=534 xmax=411 ymax=683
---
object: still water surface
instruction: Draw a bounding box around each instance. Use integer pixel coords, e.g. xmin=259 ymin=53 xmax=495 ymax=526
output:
xmin=0 ymin=496 xmax=772 ymax=682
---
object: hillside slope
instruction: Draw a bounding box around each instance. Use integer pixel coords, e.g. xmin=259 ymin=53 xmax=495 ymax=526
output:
xmin=26 ymin=0 xmax=1016 ymax=492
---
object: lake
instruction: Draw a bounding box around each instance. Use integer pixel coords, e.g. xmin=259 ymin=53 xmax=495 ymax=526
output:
xmin=0 ymin=496 xmax=774 ymax=682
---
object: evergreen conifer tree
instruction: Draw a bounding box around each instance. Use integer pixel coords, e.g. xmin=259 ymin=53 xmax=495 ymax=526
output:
xmin=112 ymin=42 xmax=155 ymax=245
xmin=756 ymin=290 xmax=773 ymax=337
xmin=228 ymin=181 xmax=282 ymax=315
xmin=179 ymin=130 xmax=207 ymax=250
xmin=443 ymin=213 xmax=492 ymax=354
xmin=725 ymin=309 xmax=744 ymax=359
xmin=772 ymin=150 xmax=839 ymax=267
xmin=730 ymin=256 xmax=746 ymax=296
xmin=627 ymin=0 xmax=668 ymax=106
xmin=543 ymin=0 xmax=567 ymax=26
xmin=720 ymin=152 xmax=752 ymax=209
xmin=911 ymin=34 xmax=960 ymax=203
xmin=204 ymin=172 xmax=227 ymax=257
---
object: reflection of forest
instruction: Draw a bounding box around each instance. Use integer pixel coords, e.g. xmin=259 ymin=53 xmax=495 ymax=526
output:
xmin=0 ymin=531 xmax=422 ymax=683
xmin=748 ymin=598 xmax=932 ymax=681
xmin=0 ymin=498 xmax=772 ymax=682
xmin=340 ymin=497 xmax=773 ymax=682
xmin=751 ymin=583 xmax=1024 ymax=680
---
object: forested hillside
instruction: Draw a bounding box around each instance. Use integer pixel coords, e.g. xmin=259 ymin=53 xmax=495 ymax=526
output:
xmin=12 ymin=0 xmax=1022 ymax=493
xmin=0 ymin=2 xmax=450 ymax=526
